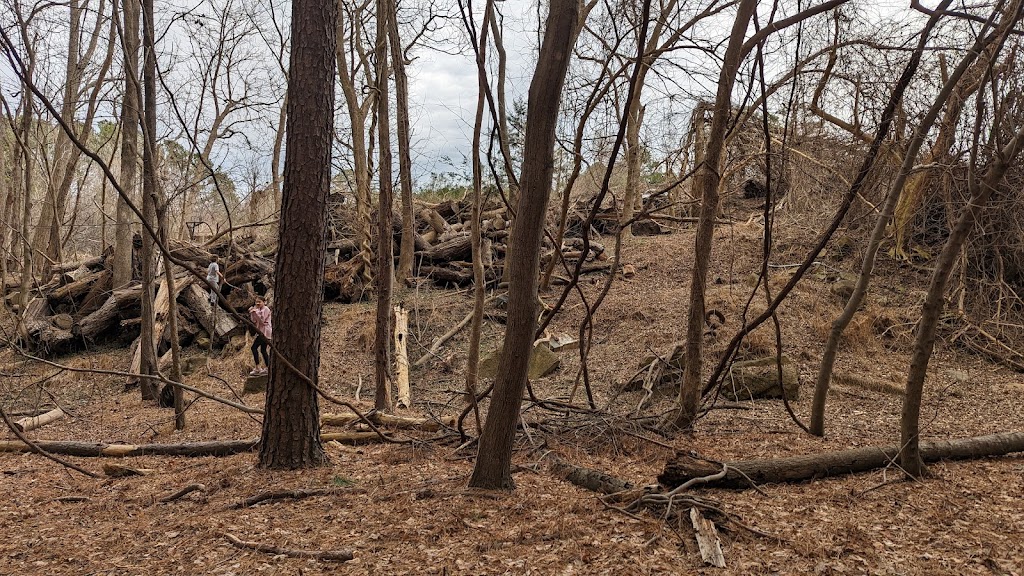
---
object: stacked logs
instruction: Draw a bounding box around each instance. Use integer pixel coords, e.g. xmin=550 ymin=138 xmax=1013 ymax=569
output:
xmin=2 ymin=237 xmax=271 ymax=357
xmin=3 ymin=199 xmax=621 ymax=357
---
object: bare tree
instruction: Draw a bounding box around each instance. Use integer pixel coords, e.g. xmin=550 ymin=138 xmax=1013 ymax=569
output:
xmin=336 ymin=1 xmax=376 ymax=285
xmin=112 ymin=0 xmax=139 ymax=288
xmin=901 ymin=9 xmax=1024 ymax=478
xmin=32 ymin=0 xmax=115 ymax=272
xmin=811 ymin=0 xmax=1012 ymax=435
xmin=666 ymin=0 xmax=758 ymax=431
xmin=469 ymin=0 xmax=580 ymax=490
xmin=388 ymin=0 xmax=415 ymax=282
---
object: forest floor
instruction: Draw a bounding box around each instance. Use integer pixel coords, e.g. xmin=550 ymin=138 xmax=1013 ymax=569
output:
xmin=1 ymin=206 xmax=1023 ymax=575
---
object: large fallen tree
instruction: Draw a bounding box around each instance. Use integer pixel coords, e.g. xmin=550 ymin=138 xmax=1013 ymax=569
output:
xmin=659 ymin=431 xmax=1024 ymax=489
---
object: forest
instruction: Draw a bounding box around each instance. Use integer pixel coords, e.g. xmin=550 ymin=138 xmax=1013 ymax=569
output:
xmin=1 ymin=0 xmax=1023 ymax=573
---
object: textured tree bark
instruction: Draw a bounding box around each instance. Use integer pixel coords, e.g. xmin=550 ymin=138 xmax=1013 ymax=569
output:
xmin=670 ymin=0 xmax=758 ymax=431
xmin=258 ymin=0 xmax=337 ymax=469
xmin=468 ymin=0 xmax=579 ymax=490
xmin=373 ymin=0 xmax=395 ymax=413
xmin=901 ymin=122 xmax=1024 ymax=477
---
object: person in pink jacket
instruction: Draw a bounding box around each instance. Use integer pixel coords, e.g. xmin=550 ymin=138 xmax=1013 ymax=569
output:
xmin=248 ymin=296 xmax=272 ymax=375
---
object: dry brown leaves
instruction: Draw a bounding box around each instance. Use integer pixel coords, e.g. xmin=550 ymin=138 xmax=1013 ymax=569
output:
xmin=2 ymin=222 xmax=1023 ymax=575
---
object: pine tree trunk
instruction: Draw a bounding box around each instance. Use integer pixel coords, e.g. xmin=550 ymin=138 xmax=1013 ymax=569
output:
xmin=258 ymin=0 xmax=337 ymax=469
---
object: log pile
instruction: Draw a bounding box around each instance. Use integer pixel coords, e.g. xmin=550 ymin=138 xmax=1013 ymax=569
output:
xmin=1 ymin=237 xmax=266 ymax=357
xmin=322 ymin=197 xmax=617 ymax=298
xmin=3 ymin=199 xmax=628 ymax=357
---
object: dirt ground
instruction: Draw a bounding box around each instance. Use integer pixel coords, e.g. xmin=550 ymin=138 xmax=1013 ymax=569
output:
xmin=1 ymin=217 xmax=1023 ymax=575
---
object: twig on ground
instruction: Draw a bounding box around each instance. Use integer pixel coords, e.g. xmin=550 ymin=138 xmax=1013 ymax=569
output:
xmin=223 ymin=533 xmax=354 ymax=562
xmin=159 ymin=483 xmax=206 ymax=503
xmin=226 ymin=487 xmax=350 ymax=509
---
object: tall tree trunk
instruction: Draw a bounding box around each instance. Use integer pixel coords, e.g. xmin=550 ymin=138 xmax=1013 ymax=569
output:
xmin=901 ymin=122 xmax=1024 ymax=478
xmin=15 ymin=74 xmax=34 ymax=344
xmin=466 ymin=0 xmax=496 ymax=426
xmin=158 ymin=198 xmax=185 ymax=429
xmin=668 ymin=0 xmax=758 ymax=431
xmin=621 ymin=102 xmax=644 ymax=235
xmin=468 ymin=0 xmax=579 ymax=490
xmin=336 ymin=6 xmax=374 ymax=283
xmin=258 ymin=0 xmax=337 ymax=470
xmin=387 ymin=1 xmax=415 ymax=282
xmin=374 ymin=0 xmax=395 ymax=412
xmin=31 ymin=0 xmax=82 ymax=274
xmin=113 ymin=0 xmax=140 ymax=289
xmin=811 ymin=0 xmax=996 ymax=435
xmin=138 ymin=0 xmax=160 ymax=400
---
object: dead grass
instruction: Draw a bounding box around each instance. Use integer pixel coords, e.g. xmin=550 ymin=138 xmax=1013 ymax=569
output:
xmin=1 ymin=213 xmax=1023 ymax=575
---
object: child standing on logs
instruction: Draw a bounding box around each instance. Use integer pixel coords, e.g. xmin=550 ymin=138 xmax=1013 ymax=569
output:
xmin=206 ymin=255 xmax=226 ymax=307
xmin=248 ymin=295 xmax=272 ymax=375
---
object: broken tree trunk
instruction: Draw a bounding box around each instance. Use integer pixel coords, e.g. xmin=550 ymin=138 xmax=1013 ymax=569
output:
xmin=126 ymin=276 xmax=191 ymax=386
xmin=394 ymin=305 xmax=410 ymax=409
xmin=13 ymin=407 xmax=67 ymax=432
xmin=658 ymin=431 xmax=1024 ymax=489
xmin=690 ymin=508 xmax=726 ymax=568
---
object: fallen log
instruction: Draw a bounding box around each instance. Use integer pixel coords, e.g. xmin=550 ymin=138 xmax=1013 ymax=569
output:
xmin=48 ymin=269 xmax=104 ymax=308
xmin=227 ymin=487 xmax=351 ymax=509
xmin=546 ymin=452 xmax=634 ymax=495
xmin=658 ymin=431 xmax=1024 ymax=489
xmin=417 ymin=234 xmax=472 ymax=262
xmin=181 ymin=283 xmax=243 ymax=344
xmin=13 ymin=408 xmax=66 ymax=433
xmin=75 ymin=285 xmax=142 ymax=342
xmin=418 ymin=208 xmax=449 ymax=235
xmin=52 ymin=247 xmax=111 ymax=274
xmin=75 ymin=269 xmax=114 ymax=318
xmin=419 ymin=265 xmax=472 ymax=286
xmin=0 ymin=439 xmax=259 ymax=457
xmin=320 ymin=431 xmax=389 ymax=444
xmin=320 ymin=412 xmax=454 ymax=431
